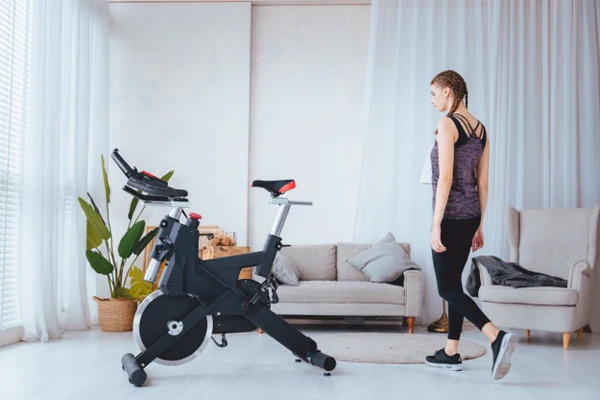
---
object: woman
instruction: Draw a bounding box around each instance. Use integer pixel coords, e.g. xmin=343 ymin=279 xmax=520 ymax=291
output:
xmin=425 ymin=70 xmax=517 ymax=380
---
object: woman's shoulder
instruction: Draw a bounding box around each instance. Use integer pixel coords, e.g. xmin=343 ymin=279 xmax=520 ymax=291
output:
xmin=437 ymin=116 xmax=456 ymax=131
xmin=437 ymin=117 xmax=458 ymax=143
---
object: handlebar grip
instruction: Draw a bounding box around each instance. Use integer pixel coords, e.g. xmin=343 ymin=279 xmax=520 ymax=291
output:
xmin=307 ymin=351 xmax=336 ymax=372
xmin=111 ymin=148 xmax=137 ymax=179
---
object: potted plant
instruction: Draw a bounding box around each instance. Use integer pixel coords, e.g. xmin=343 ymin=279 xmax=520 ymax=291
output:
xmin=78 ymin=155 xmax=174 ymax=332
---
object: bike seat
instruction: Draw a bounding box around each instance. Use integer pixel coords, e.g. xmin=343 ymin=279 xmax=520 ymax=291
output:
xmin=252 ymin=180 xmax=295 ymax=197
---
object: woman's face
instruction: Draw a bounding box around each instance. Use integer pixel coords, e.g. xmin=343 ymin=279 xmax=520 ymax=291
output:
xmin=430 ymin=84 xmax=449 ymax=112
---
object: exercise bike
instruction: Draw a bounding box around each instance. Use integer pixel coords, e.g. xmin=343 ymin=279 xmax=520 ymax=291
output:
xmin=111 ymin=149 xmax=336 ymax=387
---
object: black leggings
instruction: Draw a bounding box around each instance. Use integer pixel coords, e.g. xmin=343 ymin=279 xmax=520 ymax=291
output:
xmin=432 ymin=216 xmax=491 ymax=340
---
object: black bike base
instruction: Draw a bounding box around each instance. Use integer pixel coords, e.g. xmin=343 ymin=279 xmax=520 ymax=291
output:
xmin=122 ymin=353 xmax=147 ymax=387
xmin=122 ymin=298 xmax=336 ymax=386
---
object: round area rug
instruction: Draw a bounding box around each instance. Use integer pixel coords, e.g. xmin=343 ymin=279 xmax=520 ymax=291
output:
xmin=315 ymin=332 xmax=487 ymax=364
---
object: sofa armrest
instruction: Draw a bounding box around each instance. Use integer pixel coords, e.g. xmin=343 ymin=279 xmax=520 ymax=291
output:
xmin=404 ymin=269 xmax=423 ymax=317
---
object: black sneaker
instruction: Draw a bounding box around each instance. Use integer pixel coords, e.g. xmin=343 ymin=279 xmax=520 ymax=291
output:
xmin=425 ymin=348 xmax=463 ymax=371
xmin=491 ymin=330 xmax=518 ymax=380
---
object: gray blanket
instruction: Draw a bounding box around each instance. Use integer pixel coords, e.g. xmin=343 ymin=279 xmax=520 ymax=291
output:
xmin=466 ymin=255 xmax=567 ymax=297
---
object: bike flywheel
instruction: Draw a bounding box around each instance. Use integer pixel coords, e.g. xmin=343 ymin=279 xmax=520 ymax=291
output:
xmin=133 ymin=290 xmax=213 ymax=366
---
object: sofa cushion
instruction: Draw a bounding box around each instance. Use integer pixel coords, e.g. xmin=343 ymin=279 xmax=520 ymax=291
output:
xmin=337 ymin=242 xmax=411 ymax=281
xmin=479 ymin=285 xmax=578 ymax=306
xmin=348 ymin=242 xmax=420 ymax=283
xmin=276 ymin=281 xmax=405 ymax=305
xmin=280 ymin=244 xmax=337 ymax=281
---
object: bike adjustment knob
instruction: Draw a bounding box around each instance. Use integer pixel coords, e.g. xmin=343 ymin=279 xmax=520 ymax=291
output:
xmin=189 ymin=212 xmax=202 ymax=220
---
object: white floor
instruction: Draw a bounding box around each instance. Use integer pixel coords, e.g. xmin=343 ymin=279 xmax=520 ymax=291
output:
xmin=0 ymin=324 xmax=599 ymax=400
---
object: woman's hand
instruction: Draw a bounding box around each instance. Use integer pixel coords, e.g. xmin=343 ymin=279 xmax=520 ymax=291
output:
xmin=431 ymin=224 xmax=446 ymax=253
xmin=472 ymin=226 xmax=484 ymax=252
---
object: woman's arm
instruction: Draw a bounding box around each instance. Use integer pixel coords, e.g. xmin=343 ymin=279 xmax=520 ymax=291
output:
xmin=432 ymin=117 xmax=456 ymax=226
xmin=430 ymin=117 xmax=456 ymax=253
xmin=476 ymin=136 xmax=490 ymax=227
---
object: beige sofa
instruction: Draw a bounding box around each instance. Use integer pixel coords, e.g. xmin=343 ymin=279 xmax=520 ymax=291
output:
xmin=268 ymin=242 xmax=423 ymax=333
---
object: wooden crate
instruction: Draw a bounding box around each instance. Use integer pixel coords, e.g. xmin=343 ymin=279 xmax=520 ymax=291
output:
xmin=201 ymin=245 xmax=253 ymax=280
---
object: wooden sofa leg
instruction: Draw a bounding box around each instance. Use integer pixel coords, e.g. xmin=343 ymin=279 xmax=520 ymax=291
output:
xmin=525 ymin=329 xmax=530 ymax=341
xmin=563 ymin=333 xmax=570 ymax=350
xmin=258 ymin=328 xmax=264 ymax=334
xmin=405 ymin=317 xmax=415 ymax=334
xmin=577 ymin=328 xmax=583 ymax=342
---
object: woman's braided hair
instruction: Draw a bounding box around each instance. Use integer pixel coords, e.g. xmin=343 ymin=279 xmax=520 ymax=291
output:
xmin=431 ymin=70 xmax=468 ymax=134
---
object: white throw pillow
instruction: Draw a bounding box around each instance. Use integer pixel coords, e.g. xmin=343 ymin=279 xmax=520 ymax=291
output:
xmin=348 ymin=241 xmax=419 ymax=283
xmin=272 ymin=252 xmax=300 ymax=286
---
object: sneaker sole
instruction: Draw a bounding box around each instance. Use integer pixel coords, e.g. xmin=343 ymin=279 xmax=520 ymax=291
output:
xmin=492 ymin=332 xmax=518 ymax=380
xmin=425 ymin=360 xmax=463 ymax=371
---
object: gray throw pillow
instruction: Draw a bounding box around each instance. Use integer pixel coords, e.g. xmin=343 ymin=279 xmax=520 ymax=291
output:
xmin=272 ymin=253 xmax=300 ymax=286
xmin=348 ymin=241 xmax=419 ymax=283
xmin=380 ymin=231 xmax=396 ymax=243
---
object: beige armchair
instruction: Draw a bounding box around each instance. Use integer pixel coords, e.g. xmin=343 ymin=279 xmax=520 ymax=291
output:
xmin=475 ymin=205 xmax=600 ymax=350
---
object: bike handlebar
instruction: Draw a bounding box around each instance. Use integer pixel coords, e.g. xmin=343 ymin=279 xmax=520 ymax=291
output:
xmin=111 ymin=148 xmax=188 ymax=201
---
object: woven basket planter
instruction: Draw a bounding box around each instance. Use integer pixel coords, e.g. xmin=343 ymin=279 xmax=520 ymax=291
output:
xmin=93 ymin=296 xmax=138 ymax=332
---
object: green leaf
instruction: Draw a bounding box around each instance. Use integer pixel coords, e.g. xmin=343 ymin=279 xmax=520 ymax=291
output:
xmin=101 ymin=154 xmax=110 ymax=204
xmin=85 ymin=250 xmax=114 ymax=275
xmin=78 ymin=197 xmax=110 ymax=249
xmin=86 ymin=220 xmax=103 ymax=250
xmin=132 ymin=227 xmax=159 ymax=256
xmin=86 ymin=192 xmax=106 ymax=226
xmin=127 ymin=197 xmax=140 ymax=220
xmin=160 ymin=170 xmax=174 ymax=182
xmin=118 ymin=220 xmax=145 ymax=259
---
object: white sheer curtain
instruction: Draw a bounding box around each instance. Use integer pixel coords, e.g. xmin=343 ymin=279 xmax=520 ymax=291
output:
xmin=17 ymin=0 xmax=109 ymax=342
xmin=354 ymin=0 xmax=600 ymax=327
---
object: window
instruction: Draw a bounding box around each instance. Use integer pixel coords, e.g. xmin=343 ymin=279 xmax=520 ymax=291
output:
xmin=0 ymin=0 xmax=32 ymax=332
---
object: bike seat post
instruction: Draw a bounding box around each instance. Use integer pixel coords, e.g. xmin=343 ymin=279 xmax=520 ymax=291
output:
xmin=270 ymin=203 xmax=291 ymax=237
xmin=268 ymin=197 xmax=312 ymax=237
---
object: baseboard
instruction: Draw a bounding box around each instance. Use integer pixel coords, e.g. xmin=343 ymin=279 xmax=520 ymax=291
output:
xmin=0 ymin=326 xmax=24 ymax=348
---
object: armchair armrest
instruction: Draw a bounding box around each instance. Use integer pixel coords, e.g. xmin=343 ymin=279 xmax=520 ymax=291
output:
xmin=403 ymin=269 xmax=423 ymax=318
xmin=567 ymin=259 xmax=595 ymax=328
xmin=567 ymin=260 xmax=592 ymax=290
xmin=475 ymin=260 xmax=494 ymax=286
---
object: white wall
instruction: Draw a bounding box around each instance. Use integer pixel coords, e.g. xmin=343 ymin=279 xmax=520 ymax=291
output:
xmin=109 ymin=3 xmax=370 ymax=250
xmin=109 ymin=2 xmax=251 ymax=246
xmin=248 ymin=6 xmax=370 ymax=249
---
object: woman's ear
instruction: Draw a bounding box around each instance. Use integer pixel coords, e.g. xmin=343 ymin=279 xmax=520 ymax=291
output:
xmin=443 ymin=87 xmax=451 ymax=98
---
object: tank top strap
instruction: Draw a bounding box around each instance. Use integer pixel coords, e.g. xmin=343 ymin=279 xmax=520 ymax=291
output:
xmin=480 ymin=124 xmax=488 ymax=148
xmin=448 ymin=115 xmax=469 ymax=146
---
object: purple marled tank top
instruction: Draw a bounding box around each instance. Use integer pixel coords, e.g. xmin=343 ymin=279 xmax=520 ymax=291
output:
xmin=430 ymin=114 xmax=487 ymax=220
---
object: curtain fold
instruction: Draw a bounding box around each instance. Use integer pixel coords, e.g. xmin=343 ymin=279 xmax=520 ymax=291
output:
xmin=354 ymin=0 xmax=600 ymax=326
xmin=18 ymin=0 xmax=109 ymax=342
